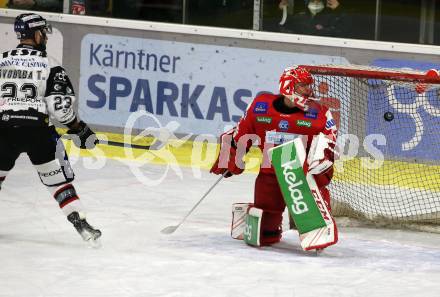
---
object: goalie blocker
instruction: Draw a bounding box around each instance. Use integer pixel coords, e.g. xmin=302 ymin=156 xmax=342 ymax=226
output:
xmin=231 ymin=138 xmax=338 ymax=251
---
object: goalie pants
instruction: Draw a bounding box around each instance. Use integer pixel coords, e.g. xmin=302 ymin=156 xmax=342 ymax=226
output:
xmin=254 ymin=172 xmax=331 ymax=245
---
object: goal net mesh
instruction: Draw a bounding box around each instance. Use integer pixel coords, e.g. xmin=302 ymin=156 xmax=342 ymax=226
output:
xmin=302 ymin=65 xmax=440 ymax=229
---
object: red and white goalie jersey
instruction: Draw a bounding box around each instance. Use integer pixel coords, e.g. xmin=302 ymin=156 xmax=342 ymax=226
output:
xmin=233 ymin=93 xmax=338 ymax=176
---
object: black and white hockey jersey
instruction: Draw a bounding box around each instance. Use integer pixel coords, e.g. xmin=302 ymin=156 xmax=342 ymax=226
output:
xmin=0 ymin=44 xmax=76 ymax=127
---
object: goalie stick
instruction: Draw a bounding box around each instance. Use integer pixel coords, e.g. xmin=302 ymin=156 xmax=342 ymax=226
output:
xmin=161 ymin=172 xmax=227 ymax=234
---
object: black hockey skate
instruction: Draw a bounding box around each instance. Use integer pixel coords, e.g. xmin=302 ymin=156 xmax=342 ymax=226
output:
xmin=67 ymin=212 xmax=102 ymax=242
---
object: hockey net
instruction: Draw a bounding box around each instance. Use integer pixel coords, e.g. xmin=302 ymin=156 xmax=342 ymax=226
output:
xmin=301 ymin=64 xmax=440 ymax=232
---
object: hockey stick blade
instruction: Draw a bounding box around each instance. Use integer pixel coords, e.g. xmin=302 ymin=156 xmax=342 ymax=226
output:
xmin=160 ymin=225 xmax=180 ymax=234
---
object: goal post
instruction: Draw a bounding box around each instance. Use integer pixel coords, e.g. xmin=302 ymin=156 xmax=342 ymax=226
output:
xmin=299 ymin=64 xmax=440 ymax=231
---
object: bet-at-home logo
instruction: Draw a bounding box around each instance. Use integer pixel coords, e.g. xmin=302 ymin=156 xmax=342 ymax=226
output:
xmin=281 ymin=158 xmax=309 ymax=215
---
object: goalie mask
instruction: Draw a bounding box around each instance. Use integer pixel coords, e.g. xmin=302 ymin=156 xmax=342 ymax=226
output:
xmin=279 ymin=66 xmax=314 ymax=111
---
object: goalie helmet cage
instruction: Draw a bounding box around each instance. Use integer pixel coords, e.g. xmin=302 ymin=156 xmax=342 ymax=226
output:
xmin=300 ymin=64 xmax=440 ymax=232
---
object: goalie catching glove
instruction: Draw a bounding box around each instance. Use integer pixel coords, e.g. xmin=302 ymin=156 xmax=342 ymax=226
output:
xmin=210 ymin=128 xmax=245 ymax=178
xmin=67 ymin=120 xmax=98 ymax=149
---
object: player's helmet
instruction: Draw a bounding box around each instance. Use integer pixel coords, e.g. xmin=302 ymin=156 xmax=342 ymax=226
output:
xmin=14 ymin=13 xmax=52 ymax=40
xmin=279 ymin=66 xmax=314 ymax=110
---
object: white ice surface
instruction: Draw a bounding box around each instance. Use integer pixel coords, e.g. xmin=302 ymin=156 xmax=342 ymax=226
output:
xmin=1 ymin=155 xmax=440 ymax=297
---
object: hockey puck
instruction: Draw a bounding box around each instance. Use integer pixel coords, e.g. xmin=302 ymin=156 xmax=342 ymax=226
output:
xmin=384 ymin=112 xmax=394 ymax=122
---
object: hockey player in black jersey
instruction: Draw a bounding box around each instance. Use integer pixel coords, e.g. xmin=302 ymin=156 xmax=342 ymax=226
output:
xmin=0 ymin=13 xmax=101 ymax=243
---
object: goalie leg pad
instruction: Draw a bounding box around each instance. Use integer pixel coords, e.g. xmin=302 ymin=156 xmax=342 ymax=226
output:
xmin=243 ymin=207 xmax=282 ymax=247
xmin=319 ymin=186 xmax=331 ymax=212
xmin=231 ymin=203 xmax=253 ymax=240
xmin=34 ymin=159 xmax=74 ymax=187
xmin=298 ymin=175 xmax=338 ymax=250
xmin=269 ymin=139 xmax=338 ymax=251
xmin=243 ymin=207 xmax=263 ymax=246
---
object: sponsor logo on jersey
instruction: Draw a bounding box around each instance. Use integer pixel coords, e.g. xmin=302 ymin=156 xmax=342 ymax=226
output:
xmin=0 ymin=60 xmax=46 ymax=68
xmin=278 ymin=120 xmax=289 ymax=131
xmin=256 ymin=116 xmax=272 ymax=124
xmin=54 ymin=84 xmax=62 ymax=91
xmin=325 ymin=119 xmax=336 ymax=129
xmin=304 ymin=108 xmax=318 ymax=119
xmin=253 ymin=102 xmax=268 ymax=114
xmin=265 ymin=131 xmax=298 ymax=145
xmin=2 ymin=114 xmax=39 ymax=121
xmin=296 ymin=120 xmax=312 ymax=128
xmin=8 ymin=97 xmax=42 ymax=104
xmin=55 ymin=71 xmax=67 ymax=82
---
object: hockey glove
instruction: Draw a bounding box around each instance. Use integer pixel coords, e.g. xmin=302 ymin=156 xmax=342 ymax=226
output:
xmin=210 ymin=129 xmax=245 ymax=178
xmin=67 ymin=121 xmax=98 ymax=149
xmin=307 ymin=132 xmax=337 ymax=176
